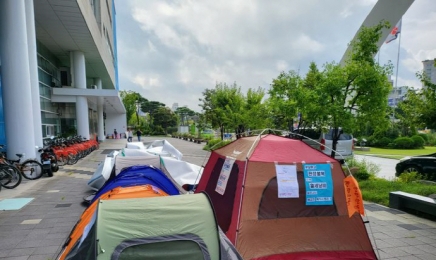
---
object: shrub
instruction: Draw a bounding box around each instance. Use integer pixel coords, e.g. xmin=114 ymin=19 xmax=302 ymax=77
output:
xmin=422 ymin=172 xmax=436 ymax=182
xmin=393 ymin=137 xmax=414 ymax=149
xmin=397 ymin=171 xmax=423 ymax=183
xmin=384 ymin=128 xmax=400 ymax=139
xmin=203 ymin=139 xmax=232 ymax=151
xmin=427 ymin=132 xmax=436 ymax=146
xmin=418 ymin=133 xmax=429 ymax=144
xmin=167 ymin=127 xmax=178 ymax=135
xmin=344 ymin=157 xmax=380 ymax=179
xmin=152 ymin=125 xmax=166 ymax=135
xmin=203 ymin=135 xmax=214 ymax=141
xmin=370 ymin=137 xmax=384 ymax=147
xmin=354 ymin=168 xmax=371 ymax=181
xmin=411 ymin=135 xmax=425 ymax=148
xmin=377 ymin=137 xmax=392 ymax=148
xmin=365 ymin=136 xmax=376 ymax=147
xmin=366 ymin=136 xmax=392 ymax=148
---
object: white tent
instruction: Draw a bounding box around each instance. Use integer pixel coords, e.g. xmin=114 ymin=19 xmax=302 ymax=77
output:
xmin=125 ymin=142 xmax=146 ymax=150
xmin=125 ymin=140 xmax=183 ymax=160
xmin=145 ymin=139 xmax=183 ymax=160
xmin=88 ymin=142 xmax=201 ymax=191
xmin=87 ymin=150 xmax=119 ymax=191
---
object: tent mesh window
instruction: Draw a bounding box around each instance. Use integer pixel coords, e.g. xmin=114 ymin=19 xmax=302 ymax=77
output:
xmin=258 ymin=174 xmax=338 ymax=219
xmin=204 ymin=157 xmax=239 ymax=233
xmin=116 ymin=240 xmax=205 ymax=260
xmin=62 ymin=223 xmax=97 ymax=260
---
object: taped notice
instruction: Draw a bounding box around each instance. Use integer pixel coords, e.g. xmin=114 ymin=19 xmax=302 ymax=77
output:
xmin=275 ymin=164 xmax=299 ymax=198
xmin=215 ymin=157 xmax=236 ymax=195
xmin=303 ymin=164 xmax=333 ymax=205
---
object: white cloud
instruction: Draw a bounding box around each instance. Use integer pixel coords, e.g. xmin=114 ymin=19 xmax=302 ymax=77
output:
xmin=397 ymin=76 xmax=421 ymax=89
xmin=276 ymin=60 xmax=289 ymax=72
xmin=147 ymin=40 xmax=157 ymax=53
xmin=132 ymin=74 xmax=161 ymax=90
xmin=132 ymin=74 xmax=147 ymax=88
xmin=340 ymin=8 xmax=353 ymax=18
xmin=116 ymin=0 xmax=436 ymax=111
xmin=291 ymin=34 xmax=325 ymax=54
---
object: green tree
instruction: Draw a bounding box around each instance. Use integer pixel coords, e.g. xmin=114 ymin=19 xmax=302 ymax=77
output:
xmin=127 ymin=111 xmax=147 ymax=128
xmin=242 ymin=87 xmax=269 ymax=131
xmin=268 ymin=71 xmax=302 ymax=130
xmin=396 ymin=89 xmax=422 ymax=136
xmin=141 ymin=100 xmax=166 ymax=128
xmin=152 ymin=107 xmax=178 ymax=134
xmin=175 ymin=106 xmax=196 ymax=126
xmin=120 ymin=90 xmax=147 ymax=124
xmin=300 ymin=62 xmax=326 ymax=128
xmin=314 ymin=21 xmax=393 ymax=158
xmin=415 ymin=71 xmax=436 ymax=130
xmin=195 ymin=113 xmax=209 ymax=138
xmin=199 ymin=82 xmax=244 ymax=140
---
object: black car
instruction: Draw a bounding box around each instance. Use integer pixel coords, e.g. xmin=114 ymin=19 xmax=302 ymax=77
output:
xmin=395 ymin=153 xmax=436 ymax=180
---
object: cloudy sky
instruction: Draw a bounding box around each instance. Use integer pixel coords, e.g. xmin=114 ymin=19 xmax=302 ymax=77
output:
xmin=114 ymin=0 xmax=436 ymax=112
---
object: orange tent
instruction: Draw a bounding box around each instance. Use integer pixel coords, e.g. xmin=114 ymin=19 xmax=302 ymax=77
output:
xmin=58 ymin=185 xmax=168 ymax=260
xmin=195 ymin=134 xmax=376 ymax=259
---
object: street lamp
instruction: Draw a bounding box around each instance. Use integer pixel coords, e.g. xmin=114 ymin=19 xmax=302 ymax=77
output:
xmin=135 ymin=100 xmax=140 ymax=126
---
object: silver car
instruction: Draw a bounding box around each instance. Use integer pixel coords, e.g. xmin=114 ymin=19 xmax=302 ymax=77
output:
xmin=291 ymin=128 xmax=354 ymax=163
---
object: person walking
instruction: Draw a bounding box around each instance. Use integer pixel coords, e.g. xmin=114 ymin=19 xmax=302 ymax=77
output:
xmin=136 ymin=129 xmax=142 ymax=142
xmin=114 ymin=129 xmax=118 ymax=139
xmin=127 ymin=129 xmax=133 ymax=142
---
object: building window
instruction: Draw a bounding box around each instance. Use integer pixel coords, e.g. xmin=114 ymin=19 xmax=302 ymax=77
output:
xmin=105 ymin=29 xmax=114 ymax=63
xmin=90 ymin=0 xmax=101 ymax=29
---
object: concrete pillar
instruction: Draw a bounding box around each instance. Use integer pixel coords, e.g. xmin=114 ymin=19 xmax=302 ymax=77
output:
xmin=26 ymin=0 xmax=43 ymax=148
xmin=0 ymin=0 xmax=36 ymax=159
xmin=95 ymin=78 xmax=105 ymax=142
xmin=71 ymin=51 xmax=90 ymax=139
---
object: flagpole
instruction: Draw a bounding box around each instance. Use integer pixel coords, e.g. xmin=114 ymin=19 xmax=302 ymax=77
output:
xmin=394 ymin=21 xmax=402 ymax=89
xmin=393 ymin=22 xmax=402 ymax=123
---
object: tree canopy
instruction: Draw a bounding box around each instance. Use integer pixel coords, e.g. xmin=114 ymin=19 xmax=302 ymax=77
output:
xmin=199 ymin=82 xmax=268 ymax=139
xmin=119 ymin=90 xmax=147 ymax=124
xmin=268 ymin=22 xmax=393 ymax=158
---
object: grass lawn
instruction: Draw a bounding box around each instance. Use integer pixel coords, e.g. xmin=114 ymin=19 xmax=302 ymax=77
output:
xmin=359 ymin=178 xmax=436 ymax=208
xmin=354 ymin=146 xmax=436 ymax=160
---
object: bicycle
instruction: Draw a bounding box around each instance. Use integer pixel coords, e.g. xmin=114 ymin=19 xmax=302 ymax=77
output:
xmin=0 ymin=145 xmax=23 ymax=189
xmin=0 ymin=161 xmax=22 ymax=189
xmin=0 ymin=145 xmax=43 ymax=180
xmin=10 ymin=154 xmax=43 ymax=180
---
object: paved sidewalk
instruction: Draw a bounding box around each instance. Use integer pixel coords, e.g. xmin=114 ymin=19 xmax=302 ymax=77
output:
xmin=0 ymin=137 xmax=435 ymax=259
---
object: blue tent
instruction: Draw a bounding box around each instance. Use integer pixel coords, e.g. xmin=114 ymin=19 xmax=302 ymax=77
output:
xmin=91 ymin=165 xmax=181 ymax=203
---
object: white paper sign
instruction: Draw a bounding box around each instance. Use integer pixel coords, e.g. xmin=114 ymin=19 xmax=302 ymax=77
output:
xmin=275 ymin=164 xmax=299 ymax=198
xmin=215 ymin=157 xmax=236 ymax=195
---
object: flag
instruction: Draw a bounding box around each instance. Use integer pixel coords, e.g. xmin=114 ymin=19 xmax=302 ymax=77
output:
xmin=343 ymin=175 xmax=365 ymax=217
xmin=385 ymin=19 xmax=402 ymax=44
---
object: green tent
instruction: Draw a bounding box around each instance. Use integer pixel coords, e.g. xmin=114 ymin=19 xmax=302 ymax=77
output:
xmin=60 ymin=193 xmax=241 ymax=260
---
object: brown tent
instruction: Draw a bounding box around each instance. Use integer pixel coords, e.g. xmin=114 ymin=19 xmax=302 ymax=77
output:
xmin=195 ymin=134 xmax=376 ymax=259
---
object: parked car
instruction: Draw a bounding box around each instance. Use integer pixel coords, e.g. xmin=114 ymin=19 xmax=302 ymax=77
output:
xmin=290 ymin=128 xmax=354 ymax=163
xmin=395 ymin=153 xmax=436 ymax=180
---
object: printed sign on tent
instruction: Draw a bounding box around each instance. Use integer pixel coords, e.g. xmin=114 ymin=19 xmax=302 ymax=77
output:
xmin=215 ymin=156 xmax=236 ymax=195
xmin=275 ymin=164 xmax=299 ymax=198
xmin=303 ymin=164 xmax=333 ymax=206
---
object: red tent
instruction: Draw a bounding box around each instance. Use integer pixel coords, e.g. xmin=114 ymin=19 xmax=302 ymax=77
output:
xmin=195 ymin=134 xmax=376 ymax=259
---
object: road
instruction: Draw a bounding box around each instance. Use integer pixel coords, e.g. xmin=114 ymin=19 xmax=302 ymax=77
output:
xmin=354 ymin=154 xmax=399 ymax=180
